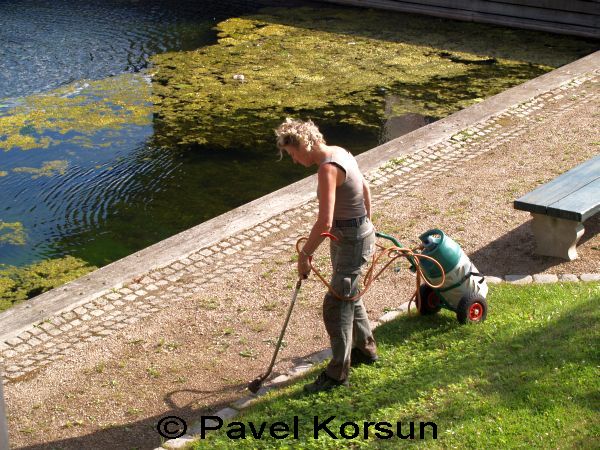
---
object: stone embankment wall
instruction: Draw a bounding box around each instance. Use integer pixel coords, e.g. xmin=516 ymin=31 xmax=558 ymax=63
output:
xmin=319 ymin=0 xmax=600 ymax=38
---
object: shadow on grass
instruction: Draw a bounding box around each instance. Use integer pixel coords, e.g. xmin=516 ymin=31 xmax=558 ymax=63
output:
xmin=377 ymin=287 xmax=596 ymax=445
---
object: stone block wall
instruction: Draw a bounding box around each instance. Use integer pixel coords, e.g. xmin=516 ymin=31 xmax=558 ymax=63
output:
xmin=318 ymin=0 xmax=600 ymax=38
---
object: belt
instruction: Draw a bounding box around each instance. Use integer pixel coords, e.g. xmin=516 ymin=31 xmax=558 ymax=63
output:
xmin=334 ymin=215 xmax=368 ymax=228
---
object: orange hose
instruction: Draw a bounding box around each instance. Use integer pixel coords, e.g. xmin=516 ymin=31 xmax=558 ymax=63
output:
xmin=295 ymin=236 xmax=446 ymax=314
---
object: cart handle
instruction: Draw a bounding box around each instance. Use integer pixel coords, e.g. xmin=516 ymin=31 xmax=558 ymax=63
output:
xmin=376 ymin=231 xmax=418 ymax=270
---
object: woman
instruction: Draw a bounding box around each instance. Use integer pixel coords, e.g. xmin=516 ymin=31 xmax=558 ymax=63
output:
xmin=275 ymin=118 xmax=379 ymax=393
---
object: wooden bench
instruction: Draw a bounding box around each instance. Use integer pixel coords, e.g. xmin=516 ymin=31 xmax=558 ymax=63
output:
xmin=514 ymin=154 xmax=600 ymax=260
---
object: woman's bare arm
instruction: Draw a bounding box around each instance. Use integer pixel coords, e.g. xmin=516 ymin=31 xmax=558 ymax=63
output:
xmin=297 ymin=163 xmax=337 ymax=277
xmin=362 ymin=175 xmax=371 ymax=220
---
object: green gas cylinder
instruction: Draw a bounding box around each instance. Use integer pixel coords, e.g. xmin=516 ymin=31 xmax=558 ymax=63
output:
xmin=419 ymin=229 xmax=463 ymax=279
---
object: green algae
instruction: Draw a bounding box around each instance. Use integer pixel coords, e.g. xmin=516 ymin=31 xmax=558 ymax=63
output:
xmin=12 ymin=160 xmax=68 ymax=179
xmin=150 ymin=6 xmax=597 ymax=149
xmin=0 ymin=221 xmax=26 ymax=245
xmin=0 ymin=73 xmax=152 ymax=151
xmin=0 ymin=256 xmax=97 ymax=312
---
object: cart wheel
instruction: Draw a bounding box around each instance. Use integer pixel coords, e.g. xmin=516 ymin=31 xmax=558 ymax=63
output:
xmin=456 ymin=293 xmax=487 ymax=324
xmin=417 ymin=284 xmax=442 ymax=315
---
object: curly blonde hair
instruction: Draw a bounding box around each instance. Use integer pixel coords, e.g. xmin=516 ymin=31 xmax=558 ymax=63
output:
xmin=275 ymin=118 xmax=325 ymax=160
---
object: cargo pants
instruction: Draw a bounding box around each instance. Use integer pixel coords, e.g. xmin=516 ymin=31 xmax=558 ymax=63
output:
xmin=324 ymin=218 xmax=378 ymax=381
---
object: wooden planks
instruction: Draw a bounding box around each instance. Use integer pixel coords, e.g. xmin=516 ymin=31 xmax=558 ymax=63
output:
xmin=514 ymin=154 xmax=600 ymax=222
xmin=547 ymin=179 xmax=600 ymax=222
xmin=379 ymin=0 xmax=600 ymax=27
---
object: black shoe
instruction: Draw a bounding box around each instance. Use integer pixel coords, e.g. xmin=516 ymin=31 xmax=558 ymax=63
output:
xmin=351 ymin=348 xmax=379 ymax=367
xmin=303 ymin=371 xmax=348 ymax=393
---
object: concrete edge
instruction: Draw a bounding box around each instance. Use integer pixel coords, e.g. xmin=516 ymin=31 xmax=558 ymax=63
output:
xmin=1 ymin=50 xmax=598 ymax=343
xmin=319 ymin=0 xmax=600 ymax=39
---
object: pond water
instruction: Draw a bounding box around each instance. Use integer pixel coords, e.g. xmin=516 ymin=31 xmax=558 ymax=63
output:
xmin=0 ymin=0 xmax=319 ymax=268
xmin=0 ymin=0 xmax=596 ymax=272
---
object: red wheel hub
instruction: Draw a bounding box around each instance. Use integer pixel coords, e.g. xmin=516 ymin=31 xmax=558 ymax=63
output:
xmin=427 ymin=292 xmax=438 ymax=308
xmin=469 ymin=302 xmax=483 ymax=321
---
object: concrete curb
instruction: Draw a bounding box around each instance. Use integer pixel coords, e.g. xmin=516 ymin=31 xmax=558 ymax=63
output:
xmin=157 ymin=273 xmax=600 ymax=449
xmin=1 ymin=50 xmax=598 ymax=343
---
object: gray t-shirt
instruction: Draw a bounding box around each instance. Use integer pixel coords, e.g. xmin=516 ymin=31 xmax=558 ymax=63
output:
xmin=319 ymin=149 xmax=367 ymax=220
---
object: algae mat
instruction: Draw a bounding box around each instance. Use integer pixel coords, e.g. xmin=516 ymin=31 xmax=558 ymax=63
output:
xmin=0 ymin=74 xmax=152 ymax=152
xmin=151 ymin=6 xmax=597 ymax=149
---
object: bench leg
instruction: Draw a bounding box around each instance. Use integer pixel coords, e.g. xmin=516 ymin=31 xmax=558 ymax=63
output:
xmin=530 ymin=213 xmax=584 ymax=261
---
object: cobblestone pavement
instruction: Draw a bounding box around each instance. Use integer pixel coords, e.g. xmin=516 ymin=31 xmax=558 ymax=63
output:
xmin=1 ymin=70 xmax=598 ymax=385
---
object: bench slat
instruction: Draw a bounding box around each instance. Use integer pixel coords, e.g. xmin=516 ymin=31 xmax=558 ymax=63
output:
xmin=514 ymin=154 xmax=600 ymax=220
xmin=547 ymin=178 xmax=600 ymax=222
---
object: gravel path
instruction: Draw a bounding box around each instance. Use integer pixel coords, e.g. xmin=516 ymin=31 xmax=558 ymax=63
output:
xmin=2 ymin=72 xmax=599 ymax=450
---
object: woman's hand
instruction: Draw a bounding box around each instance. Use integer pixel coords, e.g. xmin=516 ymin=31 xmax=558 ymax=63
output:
xmin=298 ymin=252 xmax=312 ymax=279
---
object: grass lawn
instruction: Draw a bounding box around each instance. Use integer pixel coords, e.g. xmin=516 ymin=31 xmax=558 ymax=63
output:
xmin=189 ymin=282 xmax=599 ymax=449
